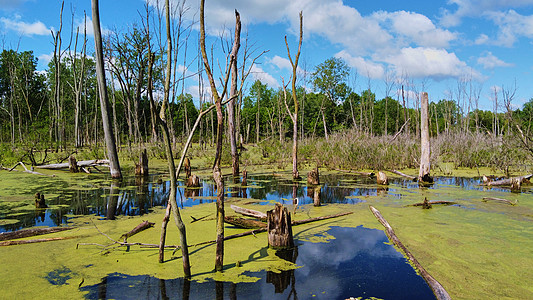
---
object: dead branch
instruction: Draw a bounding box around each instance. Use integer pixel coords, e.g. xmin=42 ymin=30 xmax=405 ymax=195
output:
xmin=482 ymin=197 xmax=517 ymax=206
xmin=389 ymin=169 xmax=417 ymax=181
xmin=1 ymin=236 xmax=76 ymax=246
xmin=230 ymin=204 xmax=267 ymax=220
xmin=120 ymin=220 xmax=155 ymax=242
xmin=0 ymin=227 xmax=73 ymax=241
xmin=369 ymin=206 xmax=451 ymax=300
xmin=409 ymin=201 xmax=456 ymax=207
xmin=1 ymin=162 xmax=55 ymax=177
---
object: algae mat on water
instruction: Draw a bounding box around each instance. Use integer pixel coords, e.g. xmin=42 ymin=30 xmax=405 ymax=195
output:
xmin=1 ymin=168 xmax=533 ymax=299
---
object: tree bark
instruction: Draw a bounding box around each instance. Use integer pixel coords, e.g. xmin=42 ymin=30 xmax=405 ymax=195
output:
xmin=92 ymin=0 xmax=122 ymax=179
xmin=418 ymin=92 xmax=432 ymax=184
xmin=228 ymin=10 xmax=241 ymax=177
xmin=267 ymin=203 xmax=294 ymax=249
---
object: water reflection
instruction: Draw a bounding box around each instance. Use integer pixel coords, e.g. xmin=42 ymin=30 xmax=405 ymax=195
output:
xmin=80 ymin=226 xmax=435 ymax=299
xmin=1 ymin=172 xmax=526 ymax=233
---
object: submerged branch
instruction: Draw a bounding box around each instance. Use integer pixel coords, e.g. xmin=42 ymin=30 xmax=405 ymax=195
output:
xmin=482 ymin=197 xmax=517 ymax=206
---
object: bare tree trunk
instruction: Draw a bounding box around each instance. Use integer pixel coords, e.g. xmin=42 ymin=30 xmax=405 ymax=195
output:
xmin=92 ymin=0 xmax=122 ymax=179
xmin=418 ymin=92 xmax=432 ymax=184
xmin=284 ymin=12 xmax=303 ymax=180
xmin=228 ymin=10 xmax=241 ymax=177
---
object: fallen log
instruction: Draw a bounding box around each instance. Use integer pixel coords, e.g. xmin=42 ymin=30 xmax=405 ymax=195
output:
xmin=482 ymin=197 xmax=517 ymax=206
xmin=120 ymin=220 xmax=155 ymax=242
xmin=2 ymin=162 xmax=54 ymax=177
xmin=0 ymin=227 xmax=73 ymax=241
xmin=409 ymin=200 xmax=457 ymax=207
xmin=369 ymin=206 xmax=451 ymax=300
xmin=35 ymin=159 xmax=110 ymax=170
xmin=482 ymin=174 xmax=532 ymax=187
xmin=230 ymin=204 xmax=267 ymax=220
xmin=389 ymin=169 xmax=417 ymax=181
xmin=225 ymin=216 xmax=267 ymax=229
xmin=1 ymin=236 xmax=76 ymax=246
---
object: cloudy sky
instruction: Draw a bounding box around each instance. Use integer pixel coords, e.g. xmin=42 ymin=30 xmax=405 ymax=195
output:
xmin=1 ymin=0 xmax=533 ymax=110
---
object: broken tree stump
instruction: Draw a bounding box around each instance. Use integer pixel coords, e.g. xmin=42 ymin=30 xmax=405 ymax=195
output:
xmin=313 ymin=186 xmax=321 ymax=207
xmin=418 ymin=92 xmax=433 ymax=185
xmin=511 ymin=177 xmax=521 ymax=193
xmin=69 ymin=155 xmax=79 ymax=173
xmin=307 ymin=167 xmax=320 ymax=185
xmin=267 ymin=203 xmax=294 ymax=249
xmin=377 ymin=171 xmax=389 ymax=185
xmin=242 ymin=169 xmax=248 ymax=186
xmin=186 ymin=174 xmax=200 ymax=187
xmin=135 ymin=149 xmax=149 ymax=176
xmin=34 ymin=193 xmax=48 ymax=208
xmin=184 ymin=157 xmax=191 ymax=179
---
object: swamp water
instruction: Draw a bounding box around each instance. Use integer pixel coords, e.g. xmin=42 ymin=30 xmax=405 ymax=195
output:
xmin=1 ymin=168 xmax=533 ymax=299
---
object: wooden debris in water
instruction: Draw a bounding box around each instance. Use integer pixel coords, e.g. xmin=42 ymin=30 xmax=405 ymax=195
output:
xmin=0 ymin=227 xmax=73 ymax=241
xmin=135 ymin=149 xmax=149 ymax=176
xmin=482 ymin=174 xmax=532 ymax=187
xmin=482 ymin=197 xmax=517 ymax=206
xmin=369 ymin=205 xmax=452 ymax=300
xmin=307 ymin=167 xmax=320 ymax=185
xmin=1 ymin=236 xmax=76 ymax=246
xmin=230 ymin=205 xmax=267 ymax=220
xmin=389 ymin=169 xmax=417 ymax=181
xmin=224 ymin=216 xmax=267 ymax=229
xmin=409 ymin=199 xmax=456 ymax=208
xmin=120 ymin=220 xmax=155 ymax=242
xmin=377 ymin=171 xmax=389 ymax=185
xmin=35 ymin=159 xmax=110 ymax=170
xmin=267 ymin=203 xmax=294 ymax=249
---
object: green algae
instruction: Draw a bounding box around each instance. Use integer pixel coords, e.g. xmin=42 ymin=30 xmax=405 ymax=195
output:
xmin=2 ymin=164 xmax=533 ymax=299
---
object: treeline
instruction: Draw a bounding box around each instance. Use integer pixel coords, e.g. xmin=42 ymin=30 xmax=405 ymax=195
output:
xmin=2 ymin=47 xmax=533 ymax=150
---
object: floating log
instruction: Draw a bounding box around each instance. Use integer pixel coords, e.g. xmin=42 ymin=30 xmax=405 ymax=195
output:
xmin=267 ymin=203 xmax=294 ymax=249
xmin=0 ymin=227 xmax=73 ymax=241
xmin=389 ymin=169 xmax=417 ymax=181
xmin=482 ymin=197 xmax=517 ymax=205
xmin=482 ymin=174 xmax=532 ymax=187
xmin=377 ymin=171 xmax=389 ymax=185
xmin=307 ymin=167 xmax=320 ymax=185
xmin=35 ymin=159 xmax=110 ymax=170
xmin=409 ymin=199 xmax=456 ymax=208
xmin=369 ymin=206 xmax=451 ymax=300
xmin=224 ymin=216 xmax=267 ymax=229
xmin=2 ymin=162 xmax=53 ymax=177
xmin=230 ymin=205 xmax=267 ymax=220
xmin=120 ymin=220 xmax=155 ymax=242
xmin=0 ymin=236 xmax=76 ymax=246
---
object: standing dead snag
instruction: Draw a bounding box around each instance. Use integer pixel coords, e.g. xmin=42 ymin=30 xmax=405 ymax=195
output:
xmin=228 ymin=8 xmax=242 ymax=177
xmin=267 ymin=203 xmax=294 ymax=249
xmin=135 ymin=149 xmax=149 ymax=176
xmin=418 ymin=92 xmax=433 ymax=185
xmin=200 ymin=0 xmax=239 ymax=272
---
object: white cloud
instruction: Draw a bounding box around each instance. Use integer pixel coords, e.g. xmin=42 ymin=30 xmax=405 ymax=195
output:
xmin=440 ymin=0 xmax=533 ymax=27
xmin=268 ymin=55 xmax=292 ymax=70
xmin=0 ymin=16 xmax=51 ymax=36
xmin=335 ymin=50 xmax=384 ymax=79
xmin=477 ymin=52 xmax=514 ymax=69
xmin=485 ymin=9 xmax=533 ymax=46
xmin=38 ymin=53 xmax=54 ymax=65
xmin=382 ymin=47 xmax=479 ymax=80
xmin=250 ymin=64 xmax=279 ymax=87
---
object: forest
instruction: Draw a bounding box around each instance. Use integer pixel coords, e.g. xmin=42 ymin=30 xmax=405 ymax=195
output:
xmin=2 ymin=1 xmax=533 ymax=299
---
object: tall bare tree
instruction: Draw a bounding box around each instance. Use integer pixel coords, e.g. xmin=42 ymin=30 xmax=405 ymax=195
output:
xmin=228 ymin=10 xmax=242 ymax=177
xmin=284 ymin=12 xmax=303 ymax=180
xmin=91 ymin=0 xmax=122 ymax=179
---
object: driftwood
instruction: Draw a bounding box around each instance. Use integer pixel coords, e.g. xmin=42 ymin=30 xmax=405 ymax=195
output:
xmin=1 ymin=236 xmax=76 ymax=246
xmin=389 ymin=169 xmax=417 ymax=181
xmin=482 ymin=174 xmax=532 ymax=187
xmin=369 ymin=206 xmax=451 ymax=300
xmin=482 ymin=197 xmax=517 ymax=206
xmin=230 ymin=205 xmax=267 ymax=220
xmin=2 ymin=162 xmax=54 ymax=177
xmin=224 ymin=216 xmax=267 ymax=229
xmin=0 ymin=227 xmax=73 ymax=241
xmin=35 ymin=159 xmax=110 ymax=170
xmin=120 ymin=220 xmax=155 ymax=242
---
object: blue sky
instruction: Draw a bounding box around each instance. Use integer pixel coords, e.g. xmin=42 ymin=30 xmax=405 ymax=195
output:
xmin=1 ymin=0 xmax=533 ymax=111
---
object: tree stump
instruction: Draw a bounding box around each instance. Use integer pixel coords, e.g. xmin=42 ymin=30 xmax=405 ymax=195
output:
xmin=418 ymin=92 xmax=433 ymax=184
xmin=267 ymin=203 xmax=294 ymax=249
xmin=68 ymin=155 xmax=79 ymax=173
xmin=307 ymin=167 xmax=319 ymax=185
xmin=511 ymin=177 xmax=521 ymax=193
xmin=184 ymin=157 xmax=191 ymax=179
xmin=34 ymin=193 xmax=47 ymax=208
xmin=242 ymin=169 xmax=248 ymax=186
xmin=313 ymin=186 xmax=321 ymax=207
xmin=377 ymin=171 xmax=388 ymax=185
xmin=135 ymin=149 xmax=149 ymax=176
xmin=186 ymin=174 xmax=200 ymax=187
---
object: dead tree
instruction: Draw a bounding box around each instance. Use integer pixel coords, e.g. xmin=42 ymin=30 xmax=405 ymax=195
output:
xmin=228 ymin=9 xmax=242 ymax=177
xmin=135 ymin=149 xmax=149 ymax=176
xmin=418 ymin=92 xmax=432 ymax=184
xmin=200 ymin=0 xmax=238 ymax=272
xmin=91 ymin=0 xmax=122 ymax=179
xmin=284 ymin=12 xmax=303 ymax=180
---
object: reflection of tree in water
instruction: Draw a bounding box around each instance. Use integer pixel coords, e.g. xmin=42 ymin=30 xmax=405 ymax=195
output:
xmin=267 ymin=247 xmax=298 ymax=295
